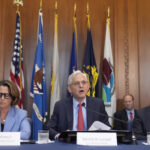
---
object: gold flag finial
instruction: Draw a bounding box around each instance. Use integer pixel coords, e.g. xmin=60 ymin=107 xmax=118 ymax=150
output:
xmin=13 ymin=0 xmax=23 ymax=11
xmin=55 ymin=1 xmax=58 ymax=10
xmin=74 ymin=3 xmax=76 ymax=17
xmin=87 ymin=2 xmax=89 ymax=14
xmin=107 ymin=7 xmax=110 ymax=18
xmin=13 ymin=0 xmax=23 ymax=6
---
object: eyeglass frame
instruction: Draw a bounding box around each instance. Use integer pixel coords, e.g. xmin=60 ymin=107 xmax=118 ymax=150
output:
xmin=0 ymin=93 xmax=11 ymax=99
xmin=71 ymin=80 xmax=88 ymax=86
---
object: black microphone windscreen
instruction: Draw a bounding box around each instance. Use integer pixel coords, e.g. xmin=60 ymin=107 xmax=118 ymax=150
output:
xmin=82 ymin=103 xmax=85 ymax=107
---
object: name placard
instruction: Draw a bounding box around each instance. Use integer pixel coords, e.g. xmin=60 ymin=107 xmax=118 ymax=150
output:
xmin=77 ymin=132 xmax=117 ymax=146
xmin=0 ymin=132 xmax=20 ymax=146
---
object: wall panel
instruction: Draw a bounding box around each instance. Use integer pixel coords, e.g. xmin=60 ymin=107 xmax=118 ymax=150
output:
xmin=138 ymin=0 xmax=150 ymax=108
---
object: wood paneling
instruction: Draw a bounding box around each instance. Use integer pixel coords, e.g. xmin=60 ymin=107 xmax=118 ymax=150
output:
xmin=0 ymin=0 xmax=6 ymax=79
xmin=0 ymin=0 xmax=150 ymax=115
xmin=115 ymin=0 xmax=140 ymax=109
xmin=138 ymin=0 xmax=150 ymax=108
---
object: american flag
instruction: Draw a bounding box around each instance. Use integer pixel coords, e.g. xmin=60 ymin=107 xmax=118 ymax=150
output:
xmin=10 ymin=11 xmax=24 ymax=108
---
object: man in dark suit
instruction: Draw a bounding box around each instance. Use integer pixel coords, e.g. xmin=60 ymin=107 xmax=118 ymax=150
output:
xmin=46 ymin=70 xmax=110 ymax=140
xmin=113 ymin=94 xmax=139 ymax=130
xmin=132 ymin=106 xmax=150 ymax=140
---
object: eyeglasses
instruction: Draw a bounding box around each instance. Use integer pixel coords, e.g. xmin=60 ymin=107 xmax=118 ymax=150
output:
xmin=71 ymin=81 xmax=88 ymax=86
xmin=0 ymin=93 xmax=11 ymax=99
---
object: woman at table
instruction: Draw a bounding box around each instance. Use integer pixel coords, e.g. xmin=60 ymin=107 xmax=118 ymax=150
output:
xmin=0 ymin=80 xmax=31 ymax=140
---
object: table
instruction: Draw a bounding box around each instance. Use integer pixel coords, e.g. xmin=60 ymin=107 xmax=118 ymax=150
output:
xmin=0 ymin=141 xmax=149 ymax=150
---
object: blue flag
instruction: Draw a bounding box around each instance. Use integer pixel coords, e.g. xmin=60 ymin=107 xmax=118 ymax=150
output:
xmin=30 ymin=10 xmax=47 ymax=140
xmin=68 ymin=16 xmax=77 ymax=96
xmin=83 ymin=14 xmax=99 ymax=97
xmin=69 ymin=31 xmax=77 ymax=74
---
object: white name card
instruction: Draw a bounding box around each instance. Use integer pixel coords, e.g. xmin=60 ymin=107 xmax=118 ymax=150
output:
xmin=77 ymin=132 xmax=117 ymax=146
xmin=0 ymin=132 xmax=20 ymax=146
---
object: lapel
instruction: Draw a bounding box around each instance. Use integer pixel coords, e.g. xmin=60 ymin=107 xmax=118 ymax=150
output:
xmin=86 ymin=97 xmax=93 ymax=129
xmin=65 ymin=97 xmax=73 ymax=130
xmin=122 ymin=109 xmax=129 ymax=129
xmin=123 ymin=109 xmax=128 ymax=121
xmin=134 ymin=109 xmax=138 ymax=118
xmin=4 ymin=107 xmax=16 ymax=131
xmin=0 ymin=117 xmax=1 ymax=131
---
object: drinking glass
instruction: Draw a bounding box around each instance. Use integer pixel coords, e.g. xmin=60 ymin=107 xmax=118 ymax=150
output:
xmin=147 ymin=132 xmax=150 ymax=145
xmin=38 ymin=130 xmax=49 ymax=144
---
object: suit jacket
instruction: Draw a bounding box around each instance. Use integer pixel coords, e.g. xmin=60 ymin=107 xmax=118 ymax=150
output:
xmin=46 ymin=96 xmax=110 ymax=140
xmin=113 ymin=109 xmax=128 ymax=130
xmin=132 ymin=106 xmax=150 ymax=140
xmin=113 ymin=109 xmax=139 ymax=130
xmin=0 ymin=107 xmax=31 ymax=140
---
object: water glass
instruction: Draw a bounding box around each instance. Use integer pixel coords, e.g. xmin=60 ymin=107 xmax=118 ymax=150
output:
xmin=147 ymin=132 xmax=150 ymax=145
xmin=38 ymin=130 xmax=49 ymax=144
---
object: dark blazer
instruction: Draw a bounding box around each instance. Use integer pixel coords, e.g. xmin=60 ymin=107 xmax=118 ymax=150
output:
xmin=113 ymin=109 xmax=139 ymax=130
xmin=113 ymin=109 xmax=128 ymax=130
xmin=132 ymin=106 xmax=150 ymax=140
xmin=46 ymin=96 xmax=110 ymax=140
xmin=137 ymin=106 xmax=150 ymax=132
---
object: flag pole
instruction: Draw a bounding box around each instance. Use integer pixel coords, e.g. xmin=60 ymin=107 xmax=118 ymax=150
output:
xmin=107 ymin=7 xmax=110 ymax=34
xmin=86 ymin=2 xmax=90 ymax=30
xmin=13 ymin=0 xmax=23 ymax=90
xmin=55 ymin=1 xmax=58 ymax=48
xmin=74 ymin=3 xmax=76 ymax=17
xmin=87 ymin=2 xmax=89 ymax=14
xmin=107 ymin=6 xmax=110 ymax=18
xmin=55 ymin=1 xmax=58 ymax=13
xmin=73 ymin=3 xmax=78 ymax=69
xmin=40 ymin=0 xmax=42 ymax=11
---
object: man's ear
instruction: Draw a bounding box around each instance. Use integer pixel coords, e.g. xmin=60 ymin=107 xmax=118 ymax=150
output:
xmin=87 ymin=82 xmax=90 ymax=91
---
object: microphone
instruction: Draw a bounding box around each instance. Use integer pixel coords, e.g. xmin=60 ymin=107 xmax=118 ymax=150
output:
xmin=82 ymin=103 xmax=128 ymax=124
xmin=82 ymin=102 xmax=137 ymax=144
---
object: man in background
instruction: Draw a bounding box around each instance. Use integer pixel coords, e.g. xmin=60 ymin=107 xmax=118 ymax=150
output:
xmin=113 ymin=94 xmax=138 ymax=131
xmin=46 ymin=70 xmax=110 ymax=140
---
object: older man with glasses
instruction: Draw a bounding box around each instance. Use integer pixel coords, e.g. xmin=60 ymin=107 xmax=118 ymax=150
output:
xmin=46 ymin=70 xmax=110 ymax=140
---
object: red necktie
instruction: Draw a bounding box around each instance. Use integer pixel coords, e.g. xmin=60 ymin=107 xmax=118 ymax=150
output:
xmin=130 ymin=112 xmax=133 ymax=120
xmin=78 ymin=104 xmax=84 ymax=131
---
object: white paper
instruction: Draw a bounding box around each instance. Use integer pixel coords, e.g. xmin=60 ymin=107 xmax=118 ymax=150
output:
xmin=77 ymin=132 xmax=117 ymax=146
xmin=88 ymin=121 xmax=111 ymax=131
xmin=0 ymin=132 xmax=20 ymax=146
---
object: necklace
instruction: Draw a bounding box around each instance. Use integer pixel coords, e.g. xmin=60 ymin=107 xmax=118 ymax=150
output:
xmin=1 ymin=119 xmax=5 ymax=123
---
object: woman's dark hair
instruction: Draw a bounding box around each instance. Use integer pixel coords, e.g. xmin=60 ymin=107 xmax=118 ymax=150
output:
xmin=0 ymin=80 xmax=19 ymax=105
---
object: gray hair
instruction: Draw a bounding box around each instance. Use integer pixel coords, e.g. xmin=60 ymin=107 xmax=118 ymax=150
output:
xmin=68 ymin=70 xmax=88 ymax=86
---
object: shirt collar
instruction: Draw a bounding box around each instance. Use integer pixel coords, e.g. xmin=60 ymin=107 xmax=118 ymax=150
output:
xmin=126 ymin=109 xmax=134 ymax=114
xmin=73 ymin=97 xmax=86 ymax=108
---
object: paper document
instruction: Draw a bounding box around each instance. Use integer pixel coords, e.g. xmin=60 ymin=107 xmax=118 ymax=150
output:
xmin=88 ymin=121 xmax=111 ymax=131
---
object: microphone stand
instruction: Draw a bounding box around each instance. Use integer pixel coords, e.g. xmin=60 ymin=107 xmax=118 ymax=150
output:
xmin=131 ymin=121 xmax=137 ymax=145
xmin=82 ymin=103 xmax=138 ymax=145
xmin=131 ymin=130 xmax=137 ymax=145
